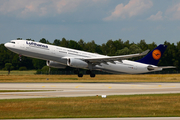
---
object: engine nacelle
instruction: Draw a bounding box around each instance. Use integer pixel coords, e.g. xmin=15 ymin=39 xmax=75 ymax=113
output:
xmin=46 ymin=60 xmax=67 ymax=69
xmin=67 ymin=58 xmax=88 ymax=68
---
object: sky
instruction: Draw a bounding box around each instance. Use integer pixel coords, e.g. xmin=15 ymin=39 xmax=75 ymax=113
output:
xmin=0 ymin=0 xmax=180 ymax=45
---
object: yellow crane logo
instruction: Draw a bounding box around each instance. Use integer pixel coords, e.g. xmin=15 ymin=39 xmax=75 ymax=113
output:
xmin=152 ymin=49 xmax=161 ymax=60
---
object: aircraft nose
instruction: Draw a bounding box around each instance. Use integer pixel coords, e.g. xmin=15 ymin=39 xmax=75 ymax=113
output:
xmin=4 ymin=43 xmax=7 ymax=47
xmin=4 ymin=43 xmax=10 ymax=48
xmin=4 ymin=43 xmax=8 ymax=47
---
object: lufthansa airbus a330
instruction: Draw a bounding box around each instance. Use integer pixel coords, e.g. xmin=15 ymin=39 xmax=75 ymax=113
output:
xmin=5 ymin=40 xmax=175 ymax=77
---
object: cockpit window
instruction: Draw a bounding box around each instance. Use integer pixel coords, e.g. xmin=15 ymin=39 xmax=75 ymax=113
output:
xmin=11 ymin=42 xmax=15 ymax=44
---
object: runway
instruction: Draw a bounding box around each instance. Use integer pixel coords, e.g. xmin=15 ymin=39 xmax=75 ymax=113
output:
xmin=0 ymin=83 xmax=180 ymax=99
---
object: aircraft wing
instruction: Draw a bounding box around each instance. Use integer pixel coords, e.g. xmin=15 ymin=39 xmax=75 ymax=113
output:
xmin=83 ymin=49 xmax=150 ymax=64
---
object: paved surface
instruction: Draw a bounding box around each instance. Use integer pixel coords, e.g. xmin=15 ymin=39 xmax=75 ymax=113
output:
xmin=2 ymin=83 xmax=180 ymax=120
xmin=0 ymin=83 xmax=180 ymax=99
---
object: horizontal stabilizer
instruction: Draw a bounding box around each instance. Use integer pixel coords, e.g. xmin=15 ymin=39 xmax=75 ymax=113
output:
xmin=160 ymin=66 xmax=176 ymax=69
xmin=147 ymin=66 xmax=176 ymax=71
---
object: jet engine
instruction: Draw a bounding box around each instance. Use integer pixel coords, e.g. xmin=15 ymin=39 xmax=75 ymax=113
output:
xmin=46 ymin=60 xmax=67 ymax=69
xmin=67 ymin=58 xmax=88 ymax=68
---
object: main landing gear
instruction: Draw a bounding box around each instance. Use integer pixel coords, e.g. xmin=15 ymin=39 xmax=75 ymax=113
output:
xmin=86 ymin=70 xmax=96 ymax=77
xmin=74 ymin=69 xmax=83 ymax=77
xmin=74 ymin=69 xmax=96 ymax=78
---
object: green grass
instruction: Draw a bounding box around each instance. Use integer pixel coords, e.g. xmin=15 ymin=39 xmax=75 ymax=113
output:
xmin=0 ymin=73 xmax=180 ymax=83
xmin=0 ymin=94 xmax=180 ymax=118
xmin=0 ymin=70 xmax=36 ymax=75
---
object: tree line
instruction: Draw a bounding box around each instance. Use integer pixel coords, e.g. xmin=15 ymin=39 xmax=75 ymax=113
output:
xmin=0 ymin=38 xmax=180 ymax=72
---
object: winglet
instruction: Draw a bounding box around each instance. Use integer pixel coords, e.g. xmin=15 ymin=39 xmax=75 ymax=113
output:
xmin=136 ymin=44 xmax=167 ymax=65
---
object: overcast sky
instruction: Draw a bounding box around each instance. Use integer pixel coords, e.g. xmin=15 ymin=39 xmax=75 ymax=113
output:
xmin=0 ymin=0 xmax=180 ymax=45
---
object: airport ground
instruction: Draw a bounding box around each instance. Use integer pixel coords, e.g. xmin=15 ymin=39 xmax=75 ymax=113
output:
xmin=0 ymin=71 xmax=180 ymax=119
xmin=0 ymin=70 xmax=180 ymax=83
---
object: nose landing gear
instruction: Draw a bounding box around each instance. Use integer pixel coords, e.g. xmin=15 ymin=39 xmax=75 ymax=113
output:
xmin=19 ymin=54 xmax=22 ymax=61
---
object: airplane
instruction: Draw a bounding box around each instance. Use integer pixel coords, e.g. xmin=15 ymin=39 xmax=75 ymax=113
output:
xmin=4 ymin=40 xmax=175 ymax=77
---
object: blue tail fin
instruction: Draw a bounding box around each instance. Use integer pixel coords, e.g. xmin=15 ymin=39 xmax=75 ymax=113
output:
xmin=136 ymin=44 xmax=167 ymax=65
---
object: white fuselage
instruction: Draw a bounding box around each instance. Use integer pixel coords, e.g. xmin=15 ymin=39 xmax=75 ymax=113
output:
xmin=5 ymin=40 xmax=160 ymax=74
